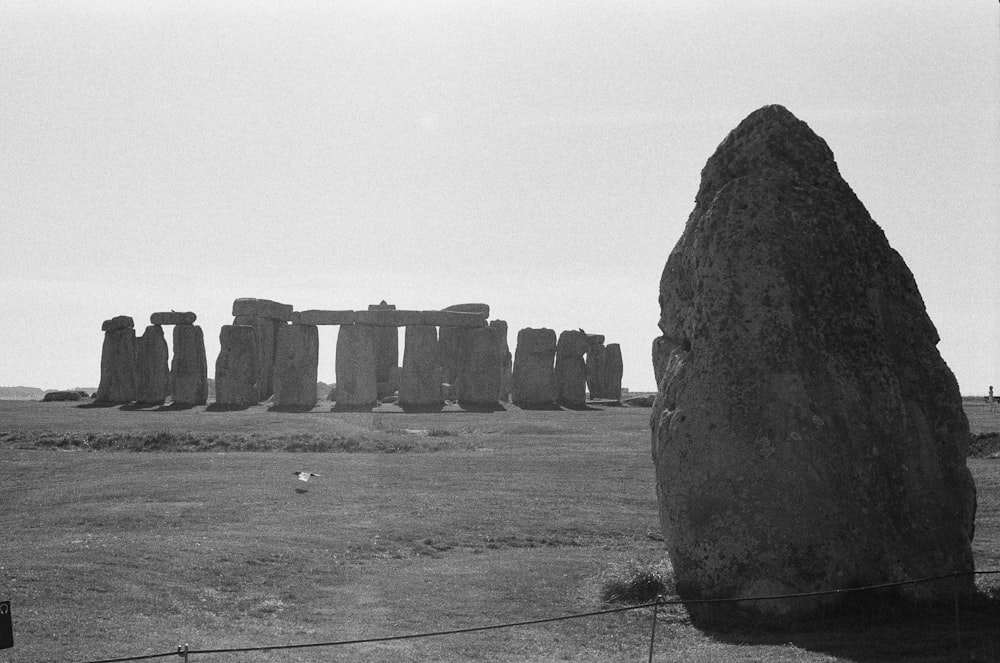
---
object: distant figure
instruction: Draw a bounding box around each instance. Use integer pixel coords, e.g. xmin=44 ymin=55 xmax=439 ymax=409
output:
xmin=990 ymin=386 xmax=996 ymax=412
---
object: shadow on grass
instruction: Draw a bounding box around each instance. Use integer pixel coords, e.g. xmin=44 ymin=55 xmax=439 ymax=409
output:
xmin=512 ymin=402 xmax=563 ymax=411
xmin=153 ymin=403 xmax=199 ymax=412
xmin=205 ymin=403 xmax=254 ymax=413
xmin=457 ymin=402 xmax=507 ymax=413
xmin=329 ymin=403 xmax=377 ymax=413
xmin=269 ymin=404 xmax=322 ymax=413
xmin=691 ymin=588 xmax=1000 ymax=663
xmin=558 ymin=402 xmax=600 ymax=411
xmin=76 ymin=400 xmax=124 ymax=409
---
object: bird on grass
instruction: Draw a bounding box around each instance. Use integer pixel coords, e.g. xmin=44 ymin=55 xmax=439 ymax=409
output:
xmin=293 ymin=471 xmax=321 ymax=482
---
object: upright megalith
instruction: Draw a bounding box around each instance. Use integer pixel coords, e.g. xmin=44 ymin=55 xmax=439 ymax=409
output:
xmin=585 ymin=335 xmax=607 ymax=399
xmin=95 ymin=316 xmax=137 ymax=403
xmin=554 ymin=330 xmax=589 ymax=407
xmin=604 ymin=343 xmax=623 ymax=402
xmin=171 ymin=324 xmax=208 ymax=405
xmin=398 ymin=325 xmax=443 ymax=411
xmin=439 ymin=303 xmax=490 ymax=385
xmin=135 ymin=325 xmax=170 ymax=404
xmin=456 ymin=325 xmax=505 ymax=409
xmin=272 ymin=324 xmax=318 ymax=408
xmin=491 ymin=320 xmax=512 ymax=402
xmin=231 ymin=298 xmax=292 ymax=400
xmin=368 ymin=301 xmax=399 ymax=399
xmin=334 ymin=324 xmax=377 ymax=410
xmin=651 ymin=104 xmax=977 ymax=622
xmin=511 ymin=328 xmax=557 ymax=407
xmin=215 ymin=325 xmax=260 ymax=407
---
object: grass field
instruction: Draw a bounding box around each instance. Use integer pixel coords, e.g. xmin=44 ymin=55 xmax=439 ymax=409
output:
xmin=1 ymin=399 xmax=998 ymax=662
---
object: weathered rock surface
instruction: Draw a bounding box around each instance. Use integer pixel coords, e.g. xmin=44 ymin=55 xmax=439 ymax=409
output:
xmin=439 ymin=304 xmax=492 ymax=385
xmin=585 ymin=337 xmax=608 ymax=399
xmin=171 ymin=325 xmax=208 ymax=405
xmin=101 ymin=315 xmax=134 ymax=333
xmin=398 ymin=325 xmax=443 ymax=411
xmin=42 ymin=390 xmax=83 ymax=402
xmin=650 ymin=104 xmax=976 ymax=621
xmin=456 ymin=326 xmax=504 ymax=408
xmin=369 ymin=301 xmax=399 ymax=398
xmin=491 ymin=320 xmax=512 ymax=402
xmin=604 ymin=343 xmax=623 ymax=402
xmin=335 ymin=324 xmax=377 ymax=409
xmin=150 ymin=311 xmax=197 ymax=326
xmin=233 ymin=315 xmax=279 ymax=400
xmin=95 ymin=324 xmax=137 ymax=403
xmin=232 ymin=298 xmax=293 ymax=320
xmin=215 ymin=325 xmax=260 ymax=406
xmin=135 ymin=325 xmax=170 ymax=404
xmin=554 ymin=330 xmax=588 ymax=407
xmin=511 ymin=328 xmax=557 ymax=407
xmin=272 ymin=324 xmax=318 ymax=408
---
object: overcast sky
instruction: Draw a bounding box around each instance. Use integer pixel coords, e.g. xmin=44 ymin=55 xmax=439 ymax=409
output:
xmin=2 ymin=1 xmax=998 ymax=394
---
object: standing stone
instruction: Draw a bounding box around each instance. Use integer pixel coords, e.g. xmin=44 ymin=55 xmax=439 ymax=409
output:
xmin=490 ymin=320 xmax=512 ymax=402
xmin=604 ymin=343 xmax=623 ymax=402
xmin=233 ymin=315 xmax=280 ymax=400
xmin=272 ymin=324 xmax=318 ymax=408
xmin=95 ymin=317 xmax=137 ymax=403
xmin=398 ymin=325 xmax=443 ymax=411
xmin=335 ymin=324 xmax=377 ymax=409
xmin=171 ymin=324 xmax=207 ymax=405
xmin=215 ymin=325 xmax=260 ymax=407
xmin=511 ymin=328 xmax=557 ymax=407
xmin=135 ymin=325 xmax=170 ymax=404
xmin=368 ymin=301 xmax=399 ymax=399
xmin=651 ymin=104 xmax=976 ymax=622
xmin=585 ymin=335 xmax=608 ymax=399
xmin=456 ymin=325 xmax=504 ymax=409
xmin=554 ymin=330 xmax=588 ymax=407
xmin=439 ymin=303 xmax=490 ymax=385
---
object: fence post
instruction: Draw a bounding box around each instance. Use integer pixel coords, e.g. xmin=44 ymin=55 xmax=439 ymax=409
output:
xmin=177 ymin=643 xmax=189 ymax=662
xmin=647 ymin=595 xmax=663 ymax=663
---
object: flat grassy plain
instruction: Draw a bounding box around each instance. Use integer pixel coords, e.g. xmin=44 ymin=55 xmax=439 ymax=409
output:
xmin=1 ymin=398 xmax=998 ymax=663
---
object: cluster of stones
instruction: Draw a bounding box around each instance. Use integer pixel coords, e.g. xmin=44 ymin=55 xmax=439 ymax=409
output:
xmin=651 ymin=104 xmax=976 ymax=623
xmin=94 ymin=311 xmax=205 ymax=405
xmin=96 ymin=299 xmax=623 ymax=412
xmin=512 ymin=329 xmax=623 ymax=408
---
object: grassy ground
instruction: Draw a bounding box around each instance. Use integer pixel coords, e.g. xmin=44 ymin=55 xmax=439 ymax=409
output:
xmin=1 ymin=400 xmax=998 ymax=662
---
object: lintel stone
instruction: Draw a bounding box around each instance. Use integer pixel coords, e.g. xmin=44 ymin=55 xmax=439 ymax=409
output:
xmin=232 ymin=298 xmax=293 ymax=321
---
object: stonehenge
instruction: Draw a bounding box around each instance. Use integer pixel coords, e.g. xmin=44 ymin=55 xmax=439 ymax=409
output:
xmin=96 ymin=299 xmax=625 ymax=412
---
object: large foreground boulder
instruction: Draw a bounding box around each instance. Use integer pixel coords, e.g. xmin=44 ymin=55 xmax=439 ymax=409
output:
xmin=651 ymin=104 xmax=976 ymax=621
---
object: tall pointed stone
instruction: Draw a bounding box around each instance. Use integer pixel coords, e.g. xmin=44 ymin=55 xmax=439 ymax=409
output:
xmin=511 ymin=328 xmax=557 ymax=407
xmin=398 ymin=325 xmax=443 ymax=411
xmin=171 ymin=324 xmax=207 ymax=405
xmin=272 ymin=324 xmax=318 ymax=408
xmin=651 ymin=105 xmax=976 ymax=622
xmin=135 ymin=325 xmax=170 ymax=404
xmin=334 ymin=324 xmax=377 ymax=410
xmin=215 ymin=325 xmax=260 ymax=407
xmin=95 ymin=316 xmax=137 ymax=403
xmin=585 ymin=335 xmax=607 ymax=398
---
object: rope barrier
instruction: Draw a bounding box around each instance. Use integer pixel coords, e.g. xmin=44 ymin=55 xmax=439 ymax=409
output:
xmin=71 ymin=568 xmax=1000 ymax=663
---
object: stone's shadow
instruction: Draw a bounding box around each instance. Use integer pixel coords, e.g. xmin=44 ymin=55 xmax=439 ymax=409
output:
xmin=295 ymin=488 xmax=309 ymax=494
xmin=153 ymin=403 xmax=199 ymax=412
xmin=558 ymin=403 xmax=600 ymax=411
xmin=206 ymin=403 xmax=253 ymax=413
xmin=268 ymin=404 xmax=319 ymax=413
xmin=456 ymin=402 xmax=506 ymax=413
xmin=690 ymin=591 xmax=1000 ymax=663
xmin=397 ymin=404 xmax=447 ymax=414
xmin=76 ymin=401 xmax=124 ymax=409
xmin=511 ymin=403 xmax=562 ymax=411
xmin=329 ymin=403 xmax=378 ymax=413
xmin=120 ymin=402 xmax=166 ymax=411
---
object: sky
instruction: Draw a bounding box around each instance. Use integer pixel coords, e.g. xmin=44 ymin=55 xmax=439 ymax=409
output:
xmin=2 ymin=1 xmax=998 ymax=395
